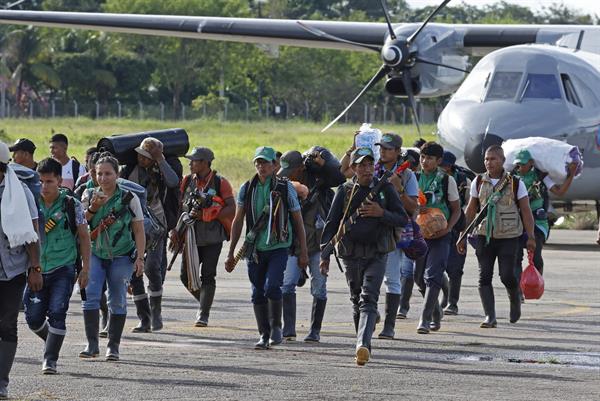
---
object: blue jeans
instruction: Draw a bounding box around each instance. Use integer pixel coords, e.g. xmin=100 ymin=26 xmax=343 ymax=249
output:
xmin=23 ymin=265 xmax=75 ymax=335
xmin=422 ymin=233 xmax=451 ymax=289
xmin=383 ymin=248 xmax=415 ymax=295
xmin=247 ymin=248 xmax=288 ymax=304
xmin=83 ymin=254 xmax=133 ymax=315
xmin=281 ymin=252 xmax=327 ymax=300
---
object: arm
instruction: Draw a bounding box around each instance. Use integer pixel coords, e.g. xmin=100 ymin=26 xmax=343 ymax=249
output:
xmin=457 ymin=196 xmax=480 ymax=255
xmin=131 ymin=219 xmax=146 ymax=277
xmin=340 ymin=151 xmax=354 ymax=179
xmin=218 ymin=197 xmax=236 ymax=220
xmin=548 ymin=163 xmax=577 ymax=197
xmin=319 ymin=186 xmax=346 ymax=261
xmin=290 ymin=210 xmax=309 ymax=269
xmin=26 ymin=221 xmax=42 ymax=291
xmin=76 ymin=224 xmax=91 ymax=289
xmin=519 ymin=196 xmax=536 ymax=253
xmin=377 ymin=184 xmax=408 ymax=228
xmin=157 ymin=159 xmax=180 ymax=188
xmin=224 ymin=205 xmax=246 ymax=272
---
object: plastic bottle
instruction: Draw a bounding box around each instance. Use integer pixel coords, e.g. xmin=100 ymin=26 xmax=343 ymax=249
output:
xmin=355 ymin=123 xmax=382 ymax=163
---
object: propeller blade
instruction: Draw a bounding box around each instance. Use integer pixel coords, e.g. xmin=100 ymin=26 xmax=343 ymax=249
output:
xmin=415 ymin=57 xmax=470 ymax=73
xmin=379 ymin=0 xmax=397 ymax=40
xmin=407 ymin=0 xmax=452 ymax=45
xmin=402 ymin=71 xmax=422 ymax=137
xmin=322 ymin=64 xmax=390 ymax=132
xmin=296 ymin=21 xmax=381 ymax=52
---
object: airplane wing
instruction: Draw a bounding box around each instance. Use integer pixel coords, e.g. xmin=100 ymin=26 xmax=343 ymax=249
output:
xmin=0 ymin=10 xmax=597 ymax=54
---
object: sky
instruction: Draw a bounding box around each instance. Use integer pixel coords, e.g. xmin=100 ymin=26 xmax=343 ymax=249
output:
xmin=406 ymin=0 xmax=600 ymax=15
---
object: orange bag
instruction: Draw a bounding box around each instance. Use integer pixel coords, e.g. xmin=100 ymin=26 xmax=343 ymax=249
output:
xmin=520 ymin=251 xmax=545 ymax=300
xmin=416 ymin=207 xmax=447 ymax=239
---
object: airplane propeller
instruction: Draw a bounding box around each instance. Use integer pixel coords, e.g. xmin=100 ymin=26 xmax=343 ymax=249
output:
xmin=298 ymin=0 xmax=461 ymax=132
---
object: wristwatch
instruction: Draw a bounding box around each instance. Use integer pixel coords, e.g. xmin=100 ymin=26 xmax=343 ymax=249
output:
xmin=29 ymin=265 xmax=42 ymax=273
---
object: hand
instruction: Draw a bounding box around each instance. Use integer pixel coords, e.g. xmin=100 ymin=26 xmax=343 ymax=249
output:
xmin=358 ymin=200 xmax=384 ymax=218
xmin=148 ymin=141 xmax=165 ymax=162
xmin=352 ymin=131 xmax=359 ymax=150
xmin=28 ymin=270 xmax=43 ymax=291
xmin=526 ymin=237 xmax=536 ymax=253
xmin=224 ymin=254 xmax=236 ymax=272
xmin=389 ymin=174 xmax=404 ymax=194
xmin=189 ymin=209 xmax=201 ymax=220
xmin=77 ymin=269 xmax=89 ymax=290
xmin=90 ymin=191 xmax=108 ymax=210
xmin=312 ymin=151 xmax=325 ymax=167
xmin=319 ymin=259 xmax=330 ymax=277
xmin=134 ymin=258 xmax=144 ymax=277
xmin=567 ymin=162 xmax=578 ymax=177
xmin=456 ymin=238 xmax=467 ymax=255
xmin=298 ymin=251 xmax=309 ymax=269
xmin=430 ymin=227 xmax=450 ymax=239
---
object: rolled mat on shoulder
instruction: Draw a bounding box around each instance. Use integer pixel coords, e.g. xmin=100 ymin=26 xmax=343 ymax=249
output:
xmin=96 ymin=128 xmax=190 ymax=165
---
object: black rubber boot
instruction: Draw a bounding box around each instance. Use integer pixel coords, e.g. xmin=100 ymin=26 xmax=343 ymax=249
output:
xmin=378 ymin=293 xmax=401 ymax=339
xmin=131 ymin=297 xmax=152 ymax=333
xmin=397 ymin=277 xmax=414 ymax=319
xmin=253 ymin=304 xmax=270 ymax=350
xmin=507 ymin=286 xmax=522 ymax=323
xmin=42 ymin=332 xmax=65 ymax=375
xmin=444 ymin=276 xmax=462 ymax=316
xmin=282 ymin=293 xmax=297 ymax=341
xmin=304 ymin=298 xmax=327 ymax=343
xmin=149 ymin=296 xmax=163 ymax=331
xmin=0 ymin=341 xmax=17 ymax=399
xmin=79 ymin=309 xmax=100 ymax=358
xmin=417 ymin=286 xmax=441 ymax=334
xmin=430 ymin=299 xmax=443 ymax=332
xmin=33 ymin=321 xmax=49 ymax=342
xmin=195 ymin=285 xmax=215 ymax=327
xmin=440 ymin=274 xmax=449 ymax=310
xmin=268 ymin=299 xmax=283 ymax=346
xmin=99 ymin=292 xmax=108 ymax=338
xmin=106 ymin=314 xmax=127 ymax=361
xmin=479 ymin=286 xmax=497 ymax=328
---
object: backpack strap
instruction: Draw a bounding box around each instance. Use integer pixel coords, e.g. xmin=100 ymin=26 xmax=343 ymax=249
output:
xmin=72 ymin=159 xmax=81 ymax=187
xmin=63 ymin=195 xmax=78 ymax=235
xmin=442 ymin=173 xmax=449 ymax=207
xmin=476 ymin=174 xmax=483 ymax=193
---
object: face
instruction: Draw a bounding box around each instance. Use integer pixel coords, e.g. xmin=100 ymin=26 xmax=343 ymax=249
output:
xmin=96 ymin=162 xmax=118 ymax=189
xmin=379 ymin=146 xmax=401 ymax=164
xmin=484 ymin=150 xmax=505 ymax=175
xmin=351 ymin=158 xmax=375 ymax=185
xmin=516 ymin=160 xmax=534 ymax=175
xmin=441 ymin=165 xmax=452 ymax=174
xmin=49 ymin=142 xmax=67 ymax=159
xmin=137 ymin=153 xmax=154 ymax=169
xmin=286 ymin=166 xmax=304 ymax=182
xmin=254 ymin=158 xmax=275 ymax=178
xmin=39 ymin=173 xmax=62 ymax=199
xmin=12 ymin=150 xmax=29 ymax=165
xmin=89 ymin=163 xmax=98 ymax=185
xmin=420 ymin=154 xmax=441 ymax=173
xmin=190 ymin=159 xmax=209 ymax=175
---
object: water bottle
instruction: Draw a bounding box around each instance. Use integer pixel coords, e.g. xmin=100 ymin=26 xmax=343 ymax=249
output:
xmin=355 ymin=123 xmax=382 ymax=163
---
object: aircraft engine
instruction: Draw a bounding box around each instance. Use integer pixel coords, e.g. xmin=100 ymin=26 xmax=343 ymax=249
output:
xmin=385 ymin=75 xmax=421 ymax=97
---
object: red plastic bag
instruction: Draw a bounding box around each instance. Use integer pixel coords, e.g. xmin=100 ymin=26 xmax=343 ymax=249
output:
xmin=520 ymin=252 xmax=545 ymax=299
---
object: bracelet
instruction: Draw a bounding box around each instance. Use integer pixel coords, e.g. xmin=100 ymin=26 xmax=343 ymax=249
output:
xmin=87 ymin=207 xmax=97 ymax=214
xmin=29 ymin=265 xmax=41 ymax=273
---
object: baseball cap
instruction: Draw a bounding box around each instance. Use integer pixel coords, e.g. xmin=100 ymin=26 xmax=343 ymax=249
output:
xmin=351 ymin=147 xmax=375 ymax=165
xmin=50 ymin=133 xmax=68 ymax=145
xmin=185 ymin=146 xmax=215 ymax=162
xmin=253 ymin=146 xmax=276 ymax=163
xmin=0 ymin=142 xmax=10 ymax=164
xmin=9 ymin=138 xmax=36 ymax=154
xmin=514 ymin=149 xmax=532 ymax=165
xmin=375 ymin=133 xmax=403 ymax=150
xmin=278 ymin=150 xmax=303 ymax=177
xmin=440 ymin=151 xmax=457 ymax=167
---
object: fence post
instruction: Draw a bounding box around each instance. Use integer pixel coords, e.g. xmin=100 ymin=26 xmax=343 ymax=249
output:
xmin=344 ymin=103 xmax=348 ymax=124
xmin=383 ymin=101 xmax=387 ymax=125
xmin=117 ymin=100 xmax=122 ymax=118
xmin=181 ymin=103 xmax=186 ymax=120
xmin=305 ymin=100 xmax=309 ymax=121
xmin=324 ymin=103 xmax=329 ymax=121
xmin=223 ymin=102 xmax=228 ymax=121
xmin=160 ymin=102 xmax=164 ymax=121
xmin=265 ymin=99 xmax=269 ymax=119
xmin=284 ymin=100 xmax=289 ymax=120
xmin=29 ymin=100 xmax=33 ymax=119
xmin=363 ymin=103 xmax=368 ymax=123
xmin=95 ymin=100 xmax=100 ymax=119
xmin=51 ymin=100 xmax=56 ymax=118
xmin=203 ymin=103 xmax=206 ymax=119
xmin=402 ymin=104 xmax=406 ymax=124
xmin=138 ymin=101 xmax=143 ymax=119
xmin=245 ymin=99 xmax=249 ymax=122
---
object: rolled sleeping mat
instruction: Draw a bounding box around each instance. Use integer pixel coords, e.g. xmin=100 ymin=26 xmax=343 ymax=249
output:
xmin=96 ymin=128 xmax=190 ymax=165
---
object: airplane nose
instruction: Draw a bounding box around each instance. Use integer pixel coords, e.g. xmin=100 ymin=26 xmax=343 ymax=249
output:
xmin=463 ymin=133 xmax=504 ymax=173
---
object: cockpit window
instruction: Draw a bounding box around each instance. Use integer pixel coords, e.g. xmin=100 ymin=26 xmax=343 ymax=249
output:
xmin=485 ymin=72 xmax=522 ymax=100
xmin=521 ymin=73 xmax=562 ymax=100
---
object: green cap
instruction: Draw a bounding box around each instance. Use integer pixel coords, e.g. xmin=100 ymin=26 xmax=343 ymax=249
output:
xmin=253 ymin=146 xmax=276 ymax=162
xmin=350 ymin=147 xmax=375 ymax=164
xmin=514 ymin=149 xmax=533 ymax=165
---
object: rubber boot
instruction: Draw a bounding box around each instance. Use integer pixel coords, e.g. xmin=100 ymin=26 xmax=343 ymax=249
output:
xmin=356 ymin=310 xmax=377 ymax=366
xmin=149 ymin=296 xmax=163 ymax=332
xmin=430 ymin=300 xmax=443 ymax=331
xmin=253 ymin=304 xmax=270 ymax=350
xmin=507 ymin=286 xmax=521 ymax=323
xmin=268 ymin=299 xmax=283 ymax=346
xmin=378 ymin=293 xmax=401 ymax=339
xmin=440 ymin=274 xmax=449 ymax=310
xmin=417 ymin=286 xmax=441 ymax=334
xmin=79 ymin=309 xmax=100 ymax=358
xmin=99 ymin=292 xmax=109 ymax=338
xmin=195 ymin=285 xmax=215 ymax=327
xmin=479 ymin=286 xmax=497 ymax=328
xmin=106 ymin=314 xmax=127 ymax=361
xmin=0 ymin=341 xmax=17 ymax=399
xmin=397 ymin=277 xmax=414 ymax=319
xmin=42 ymin=332 xmax=65 ymax=375
xmin=304 ymin=298 xmax=327 ymax=343
xmin=444 ymin=276 xmax=462 ymax=316
xmin=282 ymin=293 xmax=297 ymax=341
xmin=33 ymin=321 xmax=49 ymax=342
xmin=131 ymin=297 xmax=152 ymax=333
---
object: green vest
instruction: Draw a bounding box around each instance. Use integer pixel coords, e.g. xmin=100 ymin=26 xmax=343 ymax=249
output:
xmin=40 ymin=191 xmax=78 ymax=273
xmin=90 ymin=187 xmax=135 ymax=259
xmin=418 ymin=169 xmax=450 ymax=220
xmin=517 ymin=169 xmax=549 ymax=238
xmin=253 ymin=180 xmax=293 ymax=252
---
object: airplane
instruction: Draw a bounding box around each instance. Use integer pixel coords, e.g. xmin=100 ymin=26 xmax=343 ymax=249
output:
xmin=0 ymin=0 xmax=599 ymax=203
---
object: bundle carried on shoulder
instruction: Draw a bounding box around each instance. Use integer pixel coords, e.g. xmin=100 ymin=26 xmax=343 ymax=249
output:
xmin=416 ymin=207 xmax=447 ymax=239
xmin=502 ymin=137 xmax=583 ymax=183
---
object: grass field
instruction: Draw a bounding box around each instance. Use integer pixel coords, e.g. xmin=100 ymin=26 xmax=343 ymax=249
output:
xmin=0 ymin=118 xmax=436 ymax=187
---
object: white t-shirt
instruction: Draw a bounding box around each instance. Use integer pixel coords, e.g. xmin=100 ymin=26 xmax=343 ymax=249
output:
xmin=446 ymin=175 xmax=460 ymax=202
xmin=61 ymin=159 xmax=87 ymax=191
xmin=542 ymin=176 xmax=556 ymax=190
xmin=470 ymin=177 xmax=528 ymax=200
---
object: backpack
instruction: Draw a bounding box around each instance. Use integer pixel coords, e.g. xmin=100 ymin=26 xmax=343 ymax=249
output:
xmin=416 ymin=171 xmax=466 ymax=232
xmin=10 ymin=163 xmax=41 ymax=202
xmin=62 ymin=195 xmax=82 ymax=274
xmin=71 ymin=158 xmax=82 ymax=187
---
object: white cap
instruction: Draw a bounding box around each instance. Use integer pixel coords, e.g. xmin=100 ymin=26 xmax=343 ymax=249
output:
xmin=0 ymin=142 xmax=10 ymax=164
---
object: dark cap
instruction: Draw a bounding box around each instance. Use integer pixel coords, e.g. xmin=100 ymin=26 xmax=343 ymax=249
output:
xmin=375 ymin=133 xmax=403 ymax=150
xmin=50 ymin=133 xmax=68 ymax=145
xmin=9 ymin=138 xmax=36 ymax=154
xmin=440 ymin=151 xmax=456 ymax=167
xmin=278 ymin=150 xmax=303 ymax=177
xmin=185 ymin=147 xmax=215 ymax=162
xmin=351 ymin=147 xmax=375 ymax=164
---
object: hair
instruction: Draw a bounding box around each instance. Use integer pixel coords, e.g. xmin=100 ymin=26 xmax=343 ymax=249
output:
xmin=485 ymin=145 xmax=505 ymax=158
xmin=275 ymin=151 xmax=282 ymax=159
xmin=95 ymin=152 xmax=120 ymax=174
xmin=413 ymin=138 xmax=427 ymax=149
xmin=86 ymin=147 xmax=98 ymax=156
xmin=420 ymin=142 xmax=444 ymax=159
xmin=37 ymin=157 xmax=63 ymax=177
xmin=50 ymin=133 xmax=68 ymax=146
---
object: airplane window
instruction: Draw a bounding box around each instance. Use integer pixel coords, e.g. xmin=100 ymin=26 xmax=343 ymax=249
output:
xmin=570 ymin=75 xmax=600 ymax=108
xmin=486 ymin=72 xmax=522 ymax=100
xmin=453 ymin=69 xmax=489 ymax=102
xmin=561 ymin=74 xmax=582 ymax=107
xmin=522 ymin=74 xmax=562 ymax=100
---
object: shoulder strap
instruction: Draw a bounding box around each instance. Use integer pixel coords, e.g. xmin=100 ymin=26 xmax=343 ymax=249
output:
xmin=182 ymin=174 xmax=192 ymax=191
xmin=214 ymin=175 xmax=222 ymax=196
xmin=476 ymin=175 xmax=483 ymax=193
xmin=63 ymin=195 xmax=78 ymax=235
xmin=72 ymin=160 xmax=81 ymax=185
xmin=512 ymin=176 xmax=520 ymax=202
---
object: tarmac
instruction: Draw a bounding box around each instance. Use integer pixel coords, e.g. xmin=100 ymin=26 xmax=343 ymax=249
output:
xmin=8 ymin=229 xmax=600 ymax=401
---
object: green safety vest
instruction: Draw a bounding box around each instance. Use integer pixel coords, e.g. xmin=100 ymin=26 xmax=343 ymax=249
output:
xmin=418 ymin=169 xmax=450 ymax=220
xmin=40 ymin=190 xmax=78 ymax=273
xmin=517 ymin=168 xmax=549 ymax=238
xmin=90 ymin=187 xmax=135 ymax=259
